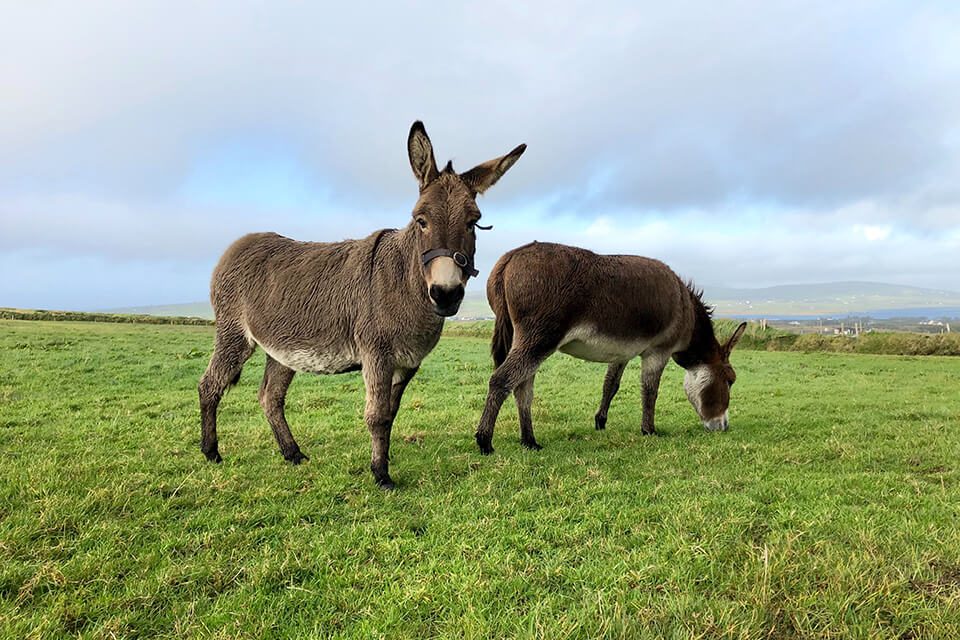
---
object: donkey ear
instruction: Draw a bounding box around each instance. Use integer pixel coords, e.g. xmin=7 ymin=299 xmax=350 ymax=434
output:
xmin=408 ymin=121 xmax=440 ymax=189
xmin=724 ymin=322 xmax=748 ymax=356
xmin=460 ymin=143 xmax=527 ymax=195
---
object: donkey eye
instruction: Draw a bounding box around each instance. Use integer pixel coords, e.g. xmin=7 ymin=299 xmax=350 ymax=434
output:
xmin=416 ymin=218 xmax=428 ymax=230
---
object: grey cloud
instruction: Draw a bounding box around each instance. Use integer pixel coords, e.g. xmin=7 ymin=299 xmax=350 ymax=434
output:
xmin=2 ymin=2 xmax=958 ymax=213
xmin=0 ymin=194 xmax=393 ymax=263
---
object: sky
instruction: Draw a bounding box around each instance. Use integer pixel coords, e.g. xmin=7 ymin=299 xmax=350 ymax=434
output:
xmin=1 ymin=1 xmax=959 ymax=310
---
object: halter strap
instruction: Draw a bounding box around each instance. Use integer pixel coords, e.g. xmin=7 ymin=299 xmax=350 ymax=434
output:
xmin=421 ymin=248 xmax=479 ymax=277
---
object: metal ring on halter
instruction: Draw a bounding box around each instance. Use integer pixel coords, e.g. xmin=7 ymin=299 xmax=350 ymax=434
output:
xmin=421 ymin=248 xmax=480 ymax=277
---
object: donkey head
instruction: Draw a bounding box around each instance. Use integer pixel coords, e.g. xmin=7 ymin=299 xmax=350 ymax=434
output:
xmin=407 ymin=121 xmax=526 ymax=317
xmin=683 ymin=322 xmax=747 ymax=431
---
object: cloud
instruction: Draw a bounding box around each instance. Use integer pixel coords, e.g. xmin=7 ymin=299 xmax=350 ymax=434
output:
xmin=503 ymin=212 xmax=960 ymax=292
xmin=0 ymin=192 xmax=393 ymax=263
xmin=1 ymin=1 xmax=959 ymax=307
xmin=856 ymin=225 xmax=891 ymax=242
xmin=3 ymin=2 xmax=958 ymax=209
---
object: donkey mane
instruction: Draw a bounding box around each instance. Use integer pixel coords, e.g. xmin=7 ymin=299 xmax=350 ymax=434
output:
xmin=685 ymin=280 xmax=715 ymax=318
xmin=674 ymin=281 xmax=719 ymax=368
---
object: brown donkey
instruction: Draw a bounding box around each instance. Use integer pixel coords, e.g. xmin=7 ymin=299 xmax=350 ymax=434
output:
xmin=199 ymin=121 xmax=525 ymax=488
xmin=475 ymin=242 xmax=747 ymax=454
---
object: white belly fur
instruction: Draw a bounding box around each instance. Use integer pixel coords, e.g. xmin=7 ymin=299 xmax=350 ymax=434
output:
xmin=558 ymin=324 xmax=651 ymax=363
xmin=260 ymin=344 xmax=360 ymax=374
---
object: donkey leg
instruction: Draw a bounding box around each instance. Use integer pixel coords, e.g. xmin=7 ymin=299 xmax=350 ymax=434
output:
xmin=198 ymin=328 xmax=254 ymax=463
xmin=384 ymin=367 xmax=418 ymax=462
xmin=389 ymin=367 xmax=419 ymax=421
xmin=362 ymin=358 xmax=397 ymax=489
xmin=595 ymin=362 xmax=627 ymax=430
xmin=476 ymin=348 xmax=548 ymax=455
xmin=640 ymin=352 xmax=669 ymax=436
xmin=513 ymin=375 xmax=541 ymax=450
xmin=259 ymin=355 xmax=308 ymax=465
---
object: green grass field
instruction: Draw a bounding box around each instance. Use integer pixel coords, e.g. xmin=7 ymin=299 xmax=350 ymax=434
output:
xmin=1 ymin=319 xmax=959 ymax=638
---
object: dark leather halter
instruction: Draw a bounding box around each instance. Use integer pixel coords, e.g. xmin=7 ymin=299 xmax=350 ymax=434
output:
xmin=421 ymin=248 xmax=479 ymax=278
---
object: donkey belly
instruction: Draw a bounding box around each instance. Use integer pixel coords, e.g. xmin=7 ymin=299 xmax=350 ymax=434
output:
xmin=558 ymin=325 xmax=649 ymax=363
xmin=259 ymin=342 xmax=361 ymax=374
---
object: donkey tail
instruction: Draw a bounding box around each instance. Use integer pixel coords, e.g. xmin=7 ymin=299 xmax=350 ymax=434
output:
xmin=488 ymin=258 xmax=513 ymax=368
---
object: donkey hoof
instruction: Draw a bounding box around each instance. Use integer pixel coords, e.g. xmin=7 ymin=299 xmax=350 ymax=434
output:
xmin=595 ymin=414 xmax=607 ymax=430
xmin=642 ymin=428 xmax=658 ymax=436
xmin=203 ymin=449 xmax=223 ymax=464
xmin=285 ymin=450 xmax=309 ymax=465
xmin=476 ymin=434 xmax=495 ymax=456
xmin=376 ymin=476 xmax=397 ymax=491
xmin=521 ymin=439 xmax=543 ymax=451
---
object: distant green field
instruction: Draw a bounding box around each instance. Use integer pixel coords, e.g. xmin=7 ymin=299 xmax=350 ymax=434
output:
xmin=1 ymin=319 xmax=959 ymax=638
xmin=445 ymin=319 xmax=960 ymax=356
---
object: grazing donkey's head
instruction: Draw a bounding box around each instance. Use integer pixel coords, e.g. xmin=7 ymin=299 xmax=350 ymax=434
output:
xmin=407 ymin=121 xmax=526 ymax=317
xmin=682 ymin=322 xmax=747 ymax=431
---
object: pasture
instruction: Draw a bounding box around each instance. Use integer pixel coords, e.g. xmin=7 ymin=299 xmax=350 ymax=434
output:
xmin=1 ymin=319 xmax=959 ymax=638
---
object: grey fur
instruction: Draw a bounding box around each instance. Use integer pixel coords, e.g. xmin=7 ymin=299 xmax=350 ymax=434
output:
xmin=199 ymin=121 xmax=526 ymax=488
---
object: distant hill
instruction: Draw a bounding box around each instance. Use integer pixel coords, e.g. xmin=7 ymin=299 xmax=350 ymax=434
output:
xmin=104 ymin=281 xmax=960 ymax=321
xmin=103 ymin=302 xmax=215 ymax=319
xmin=704 ymin=281 xmax=960 ymax=317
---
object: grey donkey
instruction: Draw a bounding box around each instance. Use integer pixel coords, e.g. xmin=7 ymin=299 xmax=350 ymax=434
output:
xmin=199 ymin=121 xmax=526 ymax=488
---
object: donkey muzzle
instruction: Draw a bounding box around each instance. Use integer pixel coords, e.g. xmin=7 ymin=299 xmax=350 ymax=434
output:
xmin=703 ymin=412 xmax=730 ymax=432
xmin=429 ymin=284 xmax=465 ymax=316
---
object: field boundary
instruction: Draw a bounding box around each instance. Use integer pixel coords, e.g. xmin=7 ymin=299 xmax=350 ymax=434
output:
xmin=0 ymin=308 xmax=213 ymax=326
xmin=3 ymin=310 xmax=957 ymax=355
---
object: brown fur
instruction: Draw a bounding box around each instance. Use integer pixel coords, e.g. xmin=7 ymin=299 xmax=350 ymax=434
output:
xmin=199 ymin=121 xmax=525 ymax=488
xmin=475 ymin=242 xmax=746 ymax=454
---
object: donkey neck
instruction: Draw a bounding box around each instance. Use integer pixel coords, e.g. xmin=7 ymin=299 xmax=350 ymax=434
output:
xmin=672 ymin=289 xmax=722 ymax=369
xmin=372 ymin=223 xmax=437 ymax=317
xmin=395 ymin=223 xmax=432 ymax=298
